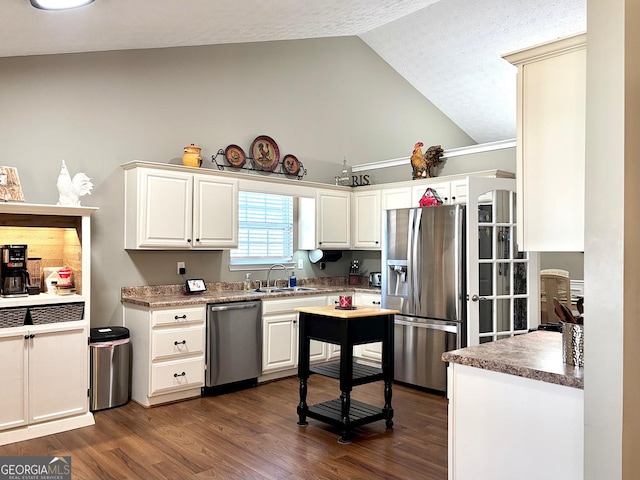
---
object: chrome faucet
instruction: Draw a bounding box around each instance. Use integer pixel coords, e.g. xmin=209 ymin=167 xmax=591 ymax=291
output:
xmin=266 ymin=264 xmax=287 ymax=288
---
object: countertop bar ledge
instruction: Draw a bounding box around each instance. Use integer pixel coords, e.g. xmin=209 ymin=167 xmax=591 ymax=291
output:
xmin=442 ymin=330 xmax=583 ymax=389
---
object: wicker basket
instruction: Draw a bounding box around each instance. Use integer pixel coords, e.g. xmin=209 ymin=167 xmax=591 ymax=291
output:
xmin=28 ymin=302 xmax=85 ymax=325
xmin=0 ymin=307 xmax=28 ymax=328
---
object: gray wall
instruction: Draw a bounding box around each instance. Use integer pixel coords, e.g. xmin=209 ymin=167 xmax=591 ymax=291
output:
xmin=0 ymin=36 xmax=479 ymax=326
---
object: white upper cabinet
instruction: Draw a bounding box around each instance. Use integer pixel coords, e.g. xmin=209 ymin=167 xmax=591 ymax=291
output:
xmin=299 ymin=187 xmax=351 ymax=250
xmin=124 ymin=164 xmax=238 ymax=250
xmin=317 ymin=189 xmax=351 ymax=249
xmin=412 ymin=180 xmax=451 ymax=206
xmin=352 ymin=190 xmax=381 ymax=250
xmin=380 ymin=187 xmax=412 ymax=210
xmin=504 ymin=33 xmax=586 ymax=252
xmin=192 ymin=175 xmax=238 ymax=248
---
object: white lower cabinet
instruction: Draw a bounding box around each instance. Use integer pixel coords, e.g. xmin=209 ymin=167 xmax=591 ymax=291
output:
xmin=0 ymin=321 xmax=91 ymax=444
xmin=354 ymin=292 xmax=383 ymax=364
xmin=261 ymin=295 xmax=342 ymax=379
xmin=325 ymin=293 xmax=352 ymax=360
xmin=124 ymin=304 xmax=205 ymax=407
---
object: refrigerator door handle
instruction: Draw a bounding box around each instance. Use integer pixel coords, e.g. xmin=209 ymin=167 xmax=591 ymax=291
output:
xmin=394 ymin=318 xmax=459 ymax=334
xmin=408 ymin=208 xmax=422 ymax=313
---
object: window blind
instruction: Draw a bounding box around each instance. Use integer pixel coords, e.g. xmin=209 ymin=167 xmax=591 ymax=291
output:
xmin=230 ymin=191 xmax=293 ymax=265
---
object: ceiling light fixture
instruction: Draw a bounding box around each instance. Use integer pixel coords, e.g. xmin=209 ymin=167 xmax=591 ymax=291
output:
xmin=30 ymin=0 xmax=94 ymax=10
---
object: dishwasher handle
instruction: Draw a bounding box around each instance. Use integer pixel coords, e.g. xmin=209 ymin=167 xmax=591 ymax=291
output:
xmin=394 ymin=318 xmax=459 ymax=334
xmin=209 ymin=303 xmax=259 ymax=313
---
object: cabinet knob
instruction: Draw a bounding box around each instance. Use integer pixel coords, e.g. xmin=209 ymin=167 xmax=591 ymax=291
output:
xmin=187 ymin=239 xmax=192 ymax=243
xmin=173 ymin=372 xmax=186 ymax=378
xmin=24 ymin=334 xmax=30 ymax=340
xmin=174 ymin=314 xmax=187 ymax=320
xmin=174 ymin=340 xmax=187 ymax=345
xmin=195 ymin=238 xmax=200 ymax=242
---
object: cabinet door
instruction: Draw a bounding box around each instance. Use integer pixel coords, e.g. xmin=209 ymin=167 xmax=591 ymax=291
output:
xmin=505 ymin=34 xmax=586 ymax=251
xmin=412 ymin=181 xmax=451 ymax=206
xmin=28 ymin=324 xmax=88 ymax=425
xmin=324 ymin=293 xmax=351 ymax=360
xmin=317 ymin=190 xmax=351 ymax=249
xmin=137 ymin=169 xmax=193 ymax=248
xmin=193 ymin=175 xmax=238 ymax=248
xmin=381 ymin=187 xmax=412 ymax=210
xmin=352 ymin=190 xmax=381 ymax=250
xmin=262 ymin=313 xmax=297 ymax=373
xmin=0 ymin=329 xmax=28 ymax=431
xmin=354 ymin=293 xmax=382 ymax=362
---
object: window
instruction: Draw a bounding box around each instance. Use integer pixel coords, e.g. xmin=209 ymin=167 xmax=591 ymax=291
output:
xmin=230 ymin=191 xmax=294 ymax=267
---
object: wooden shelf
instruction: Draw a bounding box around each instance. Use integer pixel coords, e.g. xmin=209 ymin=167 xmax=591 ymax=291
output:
xmin=310 ymin=360 xmax=383 ymax=386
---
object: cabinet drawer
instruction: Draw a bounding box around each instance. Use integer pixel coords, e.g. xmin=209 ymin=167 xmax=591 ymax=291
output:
xmin=150 ymin=356 xmax=204 ymax=395
xmin=151 ymin=306 xmax=205 ymax=327
xmin=151 ymin=325 xmax=204 ymax=361
xmin=262 ymin=295 xmax=327 ymax=315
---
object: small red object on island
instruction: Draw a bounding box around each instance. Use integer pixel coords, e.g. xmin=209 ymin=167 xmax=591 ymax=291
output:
xmin=339 ymin=295 xmax=352 ymax=308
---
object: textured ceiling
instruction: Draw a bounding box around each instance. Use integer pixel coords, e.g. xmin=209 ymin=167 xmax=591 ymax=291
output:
xmin=0 ymin=0 xmax=586 ymax=144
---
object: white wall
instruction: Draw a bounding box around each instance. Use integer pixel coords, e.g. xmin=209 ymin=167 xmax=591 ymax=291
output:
xmin=0 ymin=36 xmax=480 ymax=326
xmin=585 ymin=0 xmax=640 ymax=477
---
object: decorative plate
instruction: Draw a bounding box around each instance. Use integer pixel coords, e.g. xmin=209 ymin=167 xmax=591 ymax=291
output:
xmin=250 ymin=135 xmax=280 ymax=172
xmin=282 ymin=154 xmax=300 ymax=176
xmin=225 ymin=144 xmax=246 ymax=168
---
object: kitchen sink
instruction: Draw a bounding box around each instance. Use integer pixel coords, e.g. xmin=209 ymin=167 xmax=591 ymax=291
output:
xmin=254 ymin=286 xmax=318 ymax=294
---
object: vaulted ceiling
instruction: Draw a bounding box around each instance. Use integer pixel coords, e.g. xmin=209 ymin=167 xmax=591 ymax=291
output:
xmin=0 ymin=0 xmax=586 ymax=144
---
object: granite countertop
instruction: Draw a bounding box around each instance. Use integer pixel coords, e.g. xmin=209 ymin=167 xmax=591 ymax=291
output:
xmin=442 ymin=330 xmax=583 ymax=389
xmin=121 ymin=281 xmax=382 ymax=308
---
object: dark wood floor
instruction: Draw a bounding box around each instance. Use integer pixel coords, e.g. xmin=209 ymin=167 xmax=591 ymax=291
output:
xmin=0 ymin=376 xmax=448 ymax=480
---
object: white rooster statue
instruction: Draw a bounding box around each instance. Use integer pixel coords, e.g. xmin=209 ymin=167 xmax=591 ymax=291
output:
xmin=56 ymin=160 xmax=93 ymax=206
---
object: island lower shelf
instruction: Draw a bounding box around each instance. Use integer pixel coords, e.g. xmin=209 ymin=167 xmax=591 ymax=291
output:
xmin=310 ymin=360 xmax=383 ymax=385
xmin=306 ymin=398 xmax=387 ymax=429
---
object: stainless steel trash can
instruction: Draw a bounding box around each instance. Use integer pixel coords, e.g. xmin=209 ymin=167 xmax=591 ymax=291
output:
xmin=89 ymin=326 xmax=132 ymax=411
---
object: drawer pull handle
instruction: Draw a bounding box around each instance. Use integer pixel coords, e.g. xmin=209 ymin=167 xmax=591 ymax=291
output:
xmin=373 ymin=301 xmax=381 ymax=305
xmin=174 ymin=315 xmax=187 ymax=320
xmin=174 ymin=372 xmax=186 ymax=378
xmin=174 ymin=340 xmax=187 ymax=346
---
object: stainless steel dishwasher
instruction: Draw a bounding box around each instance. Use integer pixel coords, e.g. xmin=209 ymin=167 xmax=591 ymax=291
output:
xmin=204 ymin=300 xmax=262 ymax=394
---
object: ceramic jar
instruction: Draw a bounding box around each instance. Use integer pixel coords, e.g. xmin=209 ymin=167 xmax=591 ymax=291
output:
xmin=182 ymin=144 xmax=202 ymax=167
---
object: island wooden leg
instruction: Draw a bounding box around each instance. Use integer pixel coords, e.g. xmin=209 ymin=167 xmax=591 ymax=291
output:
xmin=338 ymin=390 xmax=351 ymax=444
xmin=384 ymin=380 xmax=394 ymax=428
xmin=383 ymin=313 xmax=394 ymax=428
xmin=297 ymin=312 xmax=310 ymax=426
xmin=297 ymin=378 xmax=308 ymax=426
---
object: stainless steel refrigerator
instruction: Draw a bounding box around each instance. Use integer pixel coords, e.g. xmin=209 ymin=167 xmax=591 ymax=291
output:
xmin=382 ymin=204 xmax=466 ymax=393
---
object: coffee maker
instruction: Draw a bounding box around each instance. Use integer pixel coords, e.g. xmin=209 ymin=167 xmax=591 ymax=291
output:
xmin=1 ymin=244 xmax=30 ymax=297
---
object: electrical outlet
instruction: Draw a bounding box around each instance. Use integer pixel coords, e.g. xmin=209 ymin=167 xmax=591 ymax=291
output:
xmin=297 ymin=258 xmax=303 ymax=269
xmin=177 ymin=261 xmax=186 ymax=275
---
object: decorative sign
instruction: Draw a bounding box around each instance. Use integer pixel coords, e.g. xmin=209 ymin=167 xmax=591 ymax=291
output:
xmin=0 ymin=166 xmax=24 ymax=202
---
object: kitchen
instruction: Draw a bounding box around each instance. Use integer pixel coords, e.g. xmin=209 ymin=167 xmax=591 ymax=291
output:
xmin=0 ymin=1 xmax=638 ymax=479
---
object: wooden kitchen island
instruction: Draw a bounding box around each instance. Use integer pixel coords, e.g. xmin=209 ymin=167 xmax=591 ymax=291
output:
xmin=295 ymin=304 xmax=398 ymax=444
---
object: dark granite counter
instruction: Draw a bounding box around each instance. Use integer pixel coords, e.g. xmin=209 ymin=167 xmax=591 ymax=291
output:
xmin=442 ymin=330 xmax=583 ymax=389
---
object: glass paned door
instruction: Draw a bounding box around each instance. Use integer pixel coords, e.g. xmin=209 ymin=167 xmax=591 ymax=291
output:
xmin=466 ymin=177 xmax=540 ymax=346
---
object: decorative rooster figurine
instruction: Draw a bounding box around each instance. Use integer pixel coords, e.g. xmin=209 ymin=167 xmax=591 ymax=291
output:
xmin=410 ymin=142 xmax=426 ymax=179
xmin=56 ymin=160 xmax=93 ymax=206
xmin=410 ymin=142 xmax=445 ymax=179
